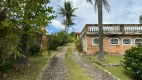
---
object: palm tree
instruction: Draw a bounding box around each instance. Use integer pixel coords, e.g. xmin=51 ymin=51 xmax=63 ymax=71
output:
xmin=139 ymin=15 xmax=142 ymax=24
xmin=59 ymin=1 xmax=77 ymax=33
xmin=87 ymin=0 xmax=110 ymax=60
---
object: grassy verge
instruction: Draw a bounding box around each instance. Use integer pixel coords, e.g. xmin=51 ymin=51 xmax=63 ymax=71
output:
xmin=85 ymin=55 xmax=133 ymax=80
xmin=65 ymin=47 xmax=92 ymax=80
xmin=6 ymin=50 xmax=57 ymax=80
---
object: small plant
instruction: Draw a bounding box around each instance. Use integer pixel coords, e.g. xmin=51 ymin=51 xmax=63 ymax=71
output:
xmin=0 ymin=60 xmax=12 ymax=77
xmin=123 ymin=45 xmax=142 ymax=80
xmin=29 ymin=44 xmax=40 ymax=56
xmin=75 ymin=38 xmax=83 ymax=52
xmin=48 ymin=34 xmax=61 ymax=50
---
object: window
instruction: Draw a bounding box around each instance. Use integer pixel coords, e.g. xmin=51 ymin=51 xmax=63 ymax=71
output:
xmin=135 ymin=38 xmax=142 ymax=45
xmin=92 ymin=37 xmax=99 ymax=45
xmin=123 ymin=38 xmax=132 ymax=45
xmin=110 ymin=38 xmax=119 ymax=45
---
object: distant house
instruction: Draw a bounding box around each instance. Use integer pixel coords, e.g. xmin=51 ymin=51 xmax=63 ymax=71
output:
xmin=80 ymin=24 xmax=142 ymax=55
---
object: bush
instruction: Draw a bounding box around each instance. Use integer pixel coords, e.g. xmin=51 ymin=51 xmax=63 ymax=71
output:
xmin=48 ymin=31 xmax=75 ymax=50
xmin=56 ymin=31 xmax=68 ymax=46
xmin=0 ymin=60 xmax=12 ymax=77
xmin=67 ymin=35 xmax=74 ymax=43
xmin=29 ymin=44 xmax=40 ymax=56
xmin=48 ymin=34 xmax=61 ymax=50
xmin=123 ymin=45 xmax=142 ymax=80
xmin=75 ymin=38 xmax=83 ymax=52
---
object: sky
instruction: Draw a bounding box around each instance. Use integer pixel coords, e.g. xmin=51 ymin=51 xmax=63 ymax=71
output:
xmin=47 ymin=0 xmax=142 ymax=34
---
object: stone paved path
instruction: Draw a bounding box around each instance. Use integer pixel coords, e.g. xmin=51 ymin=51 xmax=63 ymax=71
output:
xmin=41 ymin=47 xmax=69 ymax=80
xmin=40 ymin=44 xmax=118 ymax=80
xmin=72 ymin=45 xmax=118 ymax=80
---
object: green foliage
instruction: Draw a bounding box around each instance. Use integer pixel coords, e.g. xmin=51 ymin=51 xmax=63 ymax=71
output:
xmin=6 ymin=32 xmax=25 ymax=59
xmin=56 ymin=30 xmax=68 ymax=46
xmin=29 ymin=44 xmax=40 ymax=56
xmin=123 ymin=45 xmax=142 ymax=80
xmin=75 ymin=38 xmax=83 ymax=52
xmin=69 ymin=32 xmax=76 ymax=37
xmin=48 ymin=31 xmax=67 ymax=50
xmin=59 ymin=1 xmax=77 ymax=32
xmin=0 ymin=0 xmax=55 ymax=65
xmin=0 ymin=60 xmax=12 ymax=76
xmin=67 ymin=35 xmax=74 ymax=43
xmin=48 ymin=31 xmax=75 ymax=50
xmin=48 ymin=34 xmax=61 ymax=50
xmin=0 ymin=0 xmax=55 ymax=75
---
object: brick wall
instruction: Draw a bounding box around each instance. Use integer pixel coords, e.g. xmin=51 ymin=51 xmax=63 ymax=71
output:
xmin=86 ymin=35 xmax=141 ymax=55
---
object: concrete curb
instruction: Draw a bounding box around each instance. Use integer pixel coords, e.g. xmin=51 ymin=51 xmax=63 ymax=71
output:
xmin=93 ymin=63 xmax=121 ymax=80
xmin=74 ymin=46 xmax=120 ymax=80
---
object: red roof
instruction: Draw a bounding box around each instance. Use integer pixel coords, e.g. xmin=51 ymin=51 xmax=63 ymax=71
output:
xmin=76 ymin=32 xmax=80 ymax=35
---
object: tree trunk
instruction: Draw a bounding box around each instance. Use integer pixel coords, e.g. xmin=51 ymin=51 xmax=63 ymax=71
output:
xmin=64 ymin=26 xmax=67 ymax=45
xmin=98 ymin=0 xmax=104 ymax=60
xmin=41 ymin=25 xmax=48 ymax=52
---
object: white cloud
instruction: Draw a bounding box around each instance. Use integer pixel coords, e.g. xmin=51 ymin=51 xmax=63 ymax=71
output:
xmin=51 ymin=19 xmax=65 ymax=29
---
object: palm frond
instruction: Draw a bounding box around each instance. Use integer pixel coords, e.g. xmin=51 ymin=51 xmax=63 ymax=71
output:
xmin=94 ymin=0 xmax=98 ymax=12
xmin=70 ymin=22 xmax=75 ymax=26
xmin=86 ymin=0 xmax=110 ymax=13
xmin=86 ymin=0 xmax=93 ymax=4
xmin=103 ymin=0 xmax=110 ymax=13
xmin=71 ymin=26 xmax=75 ymax=30
xmin=139 ymin=15 xmax=142 ymax=24
xmin=71 ymin=14 xmax=76 ymax=17
xmin=70 ymin=7 xmax=77 ymax=14
xmin=58 ymin=5 xmax=66 ymax=16
xmin=59 ymin=1 xmax=77 ymax=29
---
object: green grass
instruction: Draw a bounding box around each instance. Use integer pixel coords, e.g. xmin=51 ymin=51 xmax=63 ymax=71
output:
xmin=65 ymin=48 xmax=93 ymax=80
xmin=86 ymin=55 xmax=123 ymax=64
xmin=86 ymin=55 xmax=133 ymax=80
xmin=6 ymin=50 xmax=57 ymax=80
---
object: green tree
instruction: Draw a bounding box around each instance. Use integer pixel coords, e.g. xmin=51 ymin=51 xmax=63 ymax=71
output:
xmin=59 ymin=1 xmax=77 ymax=33
xmin=87 ymin=0 xmax=110 ymax=60
xmin=0 ymin=0 xmax=55 ymax=64
xmin=123 ymin=45 xmax=142 ymax=80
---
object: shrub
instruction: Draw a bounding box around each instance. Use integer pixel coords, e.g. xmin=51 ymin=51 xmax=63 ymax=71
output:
xmin=0 ymin=60 xmax=12 ymax=77
xmin=75 ymin=38 xmax=83 ymax=52
xmin=48 ymin=34 xmax=61 ymax=50
xmin=123 ymin=45 xmax=142 ymax=80
xmin=67 ymin=35 xmax=74 ymax=43
xmin=29 ymin=44 xmax=40 ymax=56
xmin=48 ymin=31 xmax=75 ymax=50
xmin=56 ymin=31 xmax=68 ymax=46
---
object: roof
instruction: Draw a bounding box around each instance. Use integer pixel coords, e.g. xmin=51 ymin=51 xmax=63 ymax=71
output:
xmin=76 ymin=32 xmax=80 ymax=35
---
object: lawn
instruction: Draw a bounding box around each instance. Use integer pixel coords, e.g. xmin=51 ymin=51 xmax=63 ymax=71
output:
xmin=65 ymin=47 xmax=93 ymax=80
xmin=85 ymin=55 xmax=134 ymax=80
xmin=5 ymin=50 xmax=57 ymax=80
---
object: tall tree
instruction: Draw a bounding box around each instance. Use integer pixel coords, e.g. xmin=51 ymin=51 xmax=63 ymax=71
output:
xmin=87 ymin=0 xmax=110 ymax=60
xmin=40 ymin=25 xmax=48 ymax=52
xmin=59 ymin=1 xmax=77 ymax=33
xmin=0 ymin=0 xmax=55 ymax=64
